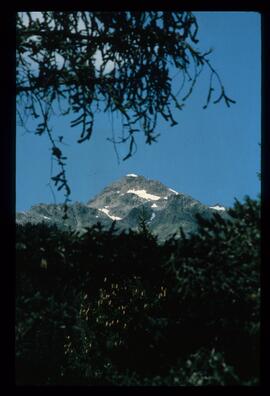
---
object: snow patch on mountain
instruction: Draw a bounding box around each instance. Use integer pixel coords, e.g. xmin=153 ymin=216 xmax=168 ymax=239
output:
xmin=210 ymin=205 xmax=226 ymax=211
xmin=150 ymin=212 xmax=156 ymax=221
xmin=151 ymin=203 xmax=158 ymax=208
xmin=126 ymin=174 xmax=138 ymax=177
xmin=98 ymin=208 xmax=122 ymax=220
xmin=169 ymin=188 xmax=179 ymax=195
xmin=42 ymin=215 xmax=51 ymax=220
xmin=126 ymin=189 xmax=161 ymax=201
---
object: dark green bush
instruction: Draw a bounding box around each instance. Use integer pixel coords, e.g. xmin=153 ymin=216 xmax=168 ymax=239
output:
xmin=16 ymin=197 xmax=260 ymax=385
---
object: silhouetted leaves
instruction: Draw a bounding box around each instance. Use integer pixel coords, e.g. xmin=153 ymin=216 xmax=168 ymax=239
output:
xmin=16 ymin=12 xmax=235 ymax=202
xmin=16 ymin=197 xmax=260 ymax=385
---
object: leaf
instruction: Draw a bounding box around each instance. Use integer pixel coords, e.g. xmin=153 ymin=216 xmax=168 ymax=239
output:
xmin=57 ymin=183 xmax=65 ymax=191
xmin=70 ymin=114 xmax=85 ymax=127
xmin=224 ymin=96 xmax=236 ymax=107
xmin=52 ymin=146 xmax=62 ymax=159
xmin=123 ymin=153 xmax=132 ymax=161
xmin=170 ymin=119 xmax=178 ymax=127
xmin=213 ymin=91 xmax=224 ymax=105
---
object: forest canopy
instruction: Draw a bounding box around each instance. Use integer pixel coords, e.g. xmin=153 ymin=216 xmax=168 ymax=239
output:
xmin=16 ymin=197 xmax=260 ymax=385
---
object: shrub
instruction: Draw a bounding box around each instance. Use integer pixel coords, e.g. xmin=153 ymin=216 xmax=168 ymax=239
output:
xmin=16 ymin=197 xmax=260 ymax=385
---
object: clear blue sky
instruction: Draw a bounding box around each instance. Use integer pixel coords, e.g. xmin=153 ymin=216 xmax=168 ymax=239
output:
xmin=16 ymin=12 xmax=261 ymax=212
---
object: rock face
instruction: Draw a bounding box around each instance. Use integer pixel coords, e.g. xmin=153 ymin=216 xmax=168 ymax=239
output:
xmin=16 ymin=174 xmax=228 ymax=241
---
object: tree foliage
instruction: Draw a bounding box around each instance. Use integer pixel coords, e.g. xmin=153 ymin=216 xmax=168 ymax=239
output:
xmin=16 ymin=197 xmax=260 ymax=385
xmin=16 ymin=12 xmax=235 ymax=209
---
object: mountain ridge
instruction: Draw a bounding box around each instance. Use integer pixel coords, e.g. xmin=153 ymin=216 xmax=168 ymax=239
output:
xmin=16 ymin=174 xmax=227 ymax=240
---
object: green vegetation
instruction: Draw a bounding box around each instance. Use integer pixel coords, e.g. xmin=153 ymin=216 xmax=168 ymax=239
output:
xmin=16 ymin=197 xmax=260 ymax=385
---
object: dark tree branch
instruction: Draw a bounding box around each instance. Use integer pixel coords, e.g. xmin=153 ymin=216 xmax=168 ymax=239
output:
xmin=16 ymin=11 xmax=235 ymax=205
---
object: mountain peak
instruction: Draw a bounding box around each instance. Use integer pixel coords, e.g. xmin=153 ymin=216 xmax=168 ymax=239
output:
xmin=126 ymin=173 xmax=139 ymax=178
xmin=16 ymin=175 xmax=228 ymax=240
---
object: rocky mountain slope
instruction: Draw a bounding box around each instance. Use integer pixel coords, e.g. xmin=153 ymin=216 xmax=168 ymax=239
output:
xmin=16 ymin=174 xmax=228 ymax=240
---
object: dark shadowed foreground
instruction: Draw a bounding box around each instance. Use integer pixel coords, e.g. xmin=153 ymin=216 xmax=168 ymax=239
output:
xmin=16 ymin=197 xmax=260 ymax=385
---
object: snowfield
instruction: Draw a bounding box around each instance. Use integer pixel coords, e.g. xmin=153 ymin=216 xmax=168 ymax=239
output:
xmin=210 ymin=205 xmax=226 ymax=211
xmin=150 ymin=212 xmax=156 ymax=221
xmin=169 ymin=188 xmax=179 ymax=195
xmin=98 ymin=208 xmax=122 ymax=220
xmin=126 ymin=189 xmax=161 ymax=201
